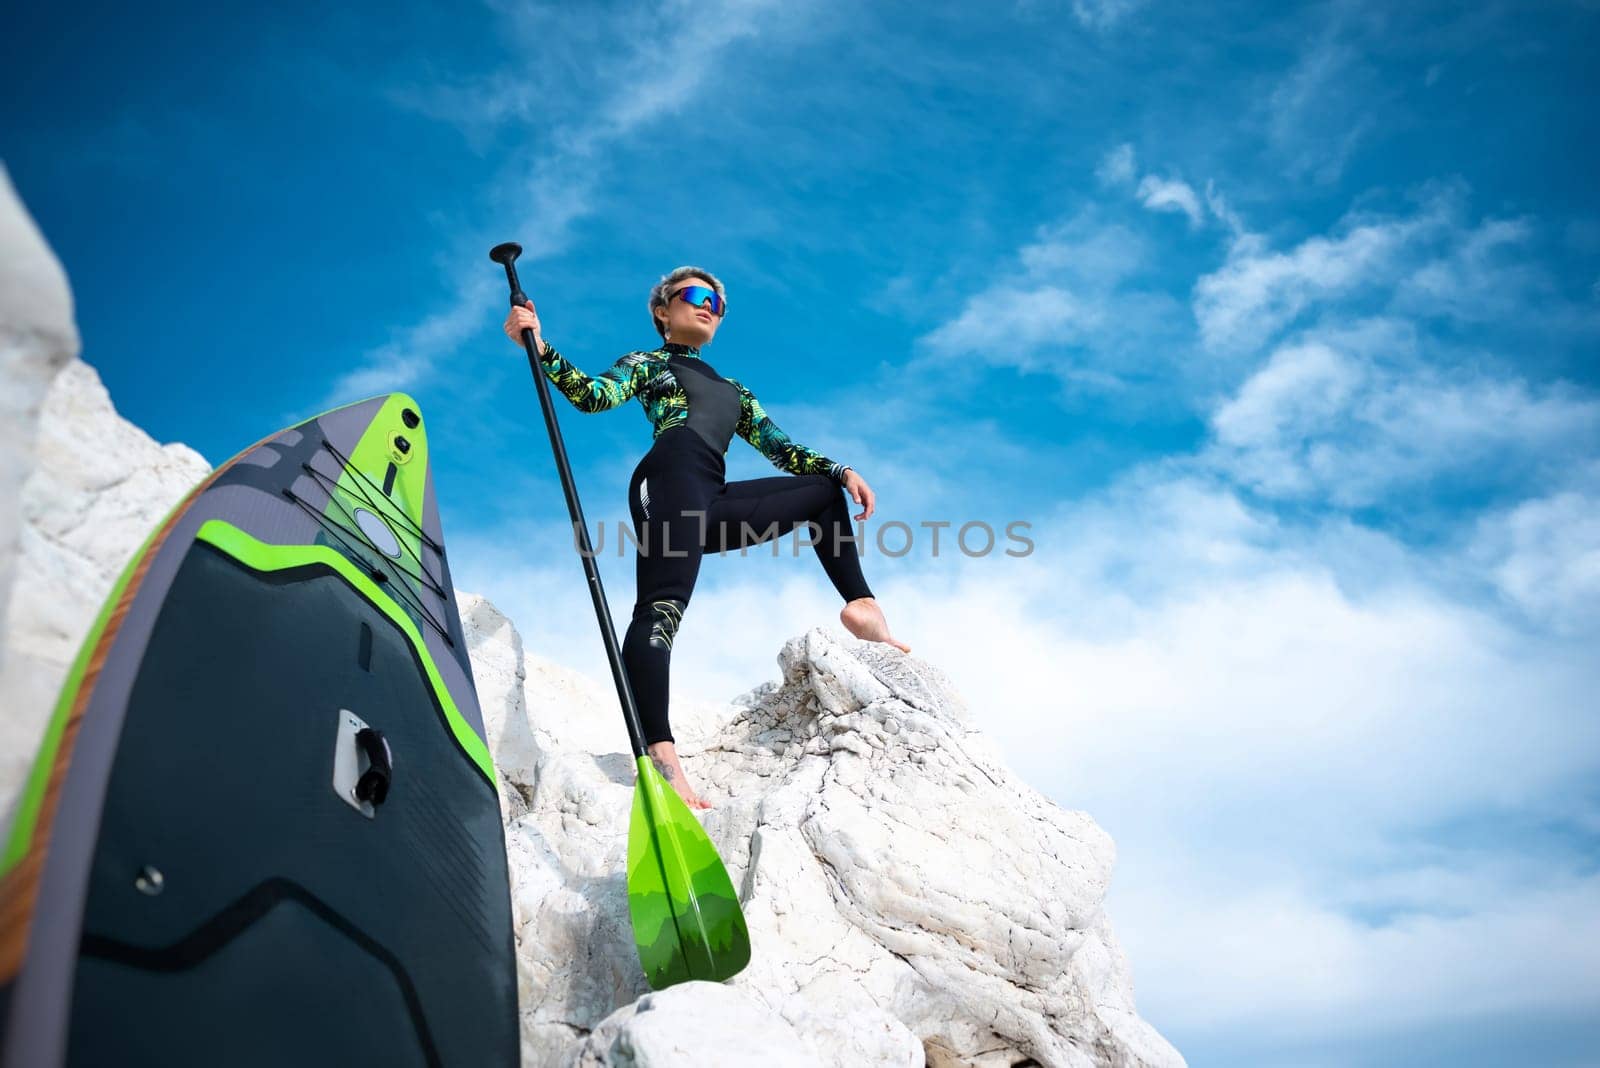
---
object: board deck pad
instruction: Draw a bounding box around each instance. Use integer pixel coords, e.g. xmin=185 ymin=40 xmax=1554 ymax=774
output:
xmin=0 ymin=394 xmax=517 ymax=1067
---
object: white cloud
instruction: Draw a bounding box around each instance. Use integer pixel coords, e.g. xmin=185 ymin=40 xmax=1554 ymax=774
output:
xmin=1118 ymin=871 xmax=1600 ymax=1040
xmin=1017 ymin=213 xmax=1146 ymax=284
xmin=1096 ymin=142 xmax=1137 ymax=187
xmin=391 ymin=0 xmax=787 ymax=154
xmin=1203 ymin=179 xmax=1246 ymax=238
xmin=1189 ymin=186 xmax=1592 ymax=359
xmin=1468 ymin=471 xmax=1600 ymax=634
xmin=913 ymin=209 xmax=1191 ymax=396
xmin=1265 ymin=36 xmax=1380 ymax=185
xmin=1398 ymin=216 xmax=1545 ymax=323
xmin=888 ymin=471 xmax=1600 ymax=1040
xmin=1207 ymin=339 xmax=1364 ymax=498
xmin=320 ymin=273 xmax=499 ymax=409
xmin=922 ymin=285 xmax=1098 ymax=362
xmin=597 ymin=7 xmax=778 ymax=132
xmin=1099 ymin=145 xmax=1215 ymax=233
xmin=1192 ymin=198 xmax=1453 ymax=352
xmin=1136 ymin=174 xmax=1206 ymax=228
xmin=1204 ymin=329 xmax=1600 ymax=509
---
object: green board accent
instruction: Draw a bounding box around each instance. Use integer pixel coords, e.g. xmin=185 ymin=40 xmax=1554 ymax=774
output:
xmin=191 ymin=519 xmax=496 ymax=790
xmin=627 ymin=755 xmax=751 ymax=989
xmin=321 ymin=394 xmax=431 ymax=629
xmin=342 ymin=393 xmax=429 ymax=537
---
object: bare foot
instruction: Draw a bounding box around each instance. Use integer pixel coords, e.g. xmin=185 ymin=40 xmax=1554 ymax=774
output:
xmin=645 ymin=741 xmax=713 ymax=810
xmin=839 ymin=596 xmax=912 ymax=654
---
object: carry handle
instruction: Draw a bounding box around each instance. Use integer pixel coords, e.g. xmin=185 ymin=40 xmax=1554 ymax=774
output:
xmin=354 ymin=727 xmax=392 ymax=806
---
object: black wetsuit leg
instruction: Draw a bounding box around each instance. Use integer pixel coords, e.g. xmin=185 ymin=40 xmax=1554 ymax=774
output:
xmin=621 ymin=426 xmax=874 ymax=746
xmin=703 ymin=474 xmax=874 ymax=604
xmin=623 ymin=427 xmax=721 ymax=748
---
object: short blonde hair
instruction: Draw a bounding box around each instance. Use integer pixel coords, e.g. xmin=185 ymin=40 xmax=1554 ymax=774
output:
xmin=648 ymin=266 xmax=727 ymax=338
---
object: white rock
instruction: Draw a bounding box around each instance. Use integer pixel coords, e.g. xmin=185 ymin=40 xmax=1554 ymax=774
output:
xmin=0 ymin=164 xmax=79 ymax=701
xmin=460 ymin=591 xmax=544 ymax=823
xmin=491 ymin=624 xmax=1183 ymax=1068
xmin=0 ymin=168 xmax=75 ymax=539
xmin=566 ymin=981 xmax=823 ymax=1068
xmin=0 ymin=347 xmax=209 ymax=815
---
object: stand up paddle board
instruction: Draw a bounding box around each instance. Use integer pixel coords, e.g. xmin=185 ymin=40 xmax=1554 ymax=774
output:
xmin=0 ymin=394 xmax=517 ymax=1067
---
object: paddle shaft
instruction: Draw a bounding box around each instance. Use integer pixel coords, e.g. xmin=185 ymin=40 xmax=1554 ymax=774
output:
xmin=490 ymin=243 xmax=651 ymax=759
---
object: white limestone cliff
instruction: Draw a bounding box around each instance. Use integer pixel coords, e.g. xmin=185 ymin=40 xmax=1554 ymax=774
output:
xmin=0 ymin=177 xmax=1183 ymax=1068
xmin=0 ymin=164 xmax=77 ymax=620
xmin=462 ymin=592 xmax=1182 ymax=1068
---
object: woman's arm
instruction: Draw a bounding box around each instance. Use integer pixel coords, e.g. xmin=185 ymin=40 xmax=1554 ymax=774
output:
xmin=503 ymin=298 xmax=646 ymax=413
xmin=730 ymin=377 xmax=851 ymax=482
xmin=537 ymin=343 xmax=650 ymax=413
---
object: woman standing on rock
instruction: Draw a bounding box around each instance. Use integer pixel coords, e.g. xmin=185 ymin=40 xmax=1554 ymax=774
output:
xmin=503 ymin=267 xmax=910 ymax=810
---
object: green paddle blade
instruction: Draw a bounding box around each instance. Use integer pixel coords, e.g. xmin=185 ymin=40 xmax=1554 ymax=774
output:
xmin=627 ymin=755 xmax=751 ymax=989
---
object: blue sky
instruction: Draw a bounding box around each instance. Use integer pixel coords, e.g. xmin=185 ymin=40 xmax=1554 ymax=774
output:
xmin=5 ymin=1 xmax=1599 ymax=1064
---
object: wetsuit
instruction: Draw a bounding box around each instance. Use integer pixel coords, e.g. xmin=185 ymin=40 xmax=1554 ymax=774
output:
xmin=537 ymin=339 xmax=874 ymax=745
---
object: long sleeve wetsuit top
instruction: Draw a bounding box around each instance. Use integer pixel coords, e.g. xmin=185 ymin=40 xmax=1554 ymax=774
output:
xmin=534 ymin=338 xmax=872 ymax=749
xmin=537 ymin=340 xmax=852 ymax=482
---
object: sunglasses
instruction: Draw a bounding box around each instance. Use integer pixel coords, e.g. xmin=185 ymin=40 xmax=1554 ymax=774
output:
xmin=671 ymin=284 xmax=725 ymax=317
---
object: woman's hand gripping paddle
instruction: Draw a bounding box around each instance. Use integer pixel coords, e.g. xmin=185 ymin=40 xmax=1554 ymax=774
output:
xmin=489 ymin=243 xmax=751 ymax=989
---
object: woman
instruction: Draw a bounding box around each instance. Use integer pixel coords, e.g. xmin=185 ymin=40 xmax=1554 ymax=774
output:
xmin=503 ymin=266 xmax=910 ymax=809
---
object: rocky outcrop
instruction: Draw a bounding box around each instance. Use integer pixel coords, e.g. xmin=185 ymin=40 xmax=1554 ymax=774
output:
xmin=0 ymin=177 xmax=1182 ymax=1068
xmin=464 ymin=590 xmax=1182 ymax=1068
xmin=568 ymin=982 xmax=833 ymax=1068
xmin=0 ymin=358 xmax=211 ymax=790
xmin=0 ymin=165 xmax=76 ymax=619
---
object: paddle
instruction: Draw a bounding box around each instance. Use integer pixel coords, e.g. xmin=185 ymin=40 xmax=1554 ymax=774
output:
xmin=489 ymin=243 xmax=751 ymax=990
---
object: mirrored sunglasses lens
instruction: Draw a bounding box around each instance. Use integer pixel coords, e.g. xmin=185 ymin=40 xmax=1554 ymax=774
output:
xmin=678 ymin=286 xmax=723 ymax=315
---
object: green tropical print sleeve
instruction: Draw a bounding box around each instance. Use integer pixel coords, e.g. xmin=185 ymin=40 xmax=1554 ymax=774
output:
xmin=537 ymin=342 xmax=651 ymax=413
xmin=730 ymin=377 xmax=850 ymax=483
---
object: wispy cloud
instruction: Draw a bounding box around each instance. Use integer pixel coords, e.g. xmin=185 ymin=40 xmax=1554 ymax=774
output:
xmin=1193 ymin=192 xmax=1452 ymax=353
xmin=1136 ymin=174 xmax=1205 ymax=228
xmin=319 ymin=274 xmax=500 ymax=408
xmin=1096 ymin=142 xmax=1137 ymax=187
xmin=321 ymin=0 xmax=795 ymax=409
xmin=1202 ymin=179 xmax=1246 ymax=238
xmin=914 ymin=207 xmax=1191 ymax=399
xmin=1205 ymin=329 xmax=1600 ymax=508
xmin=1100 ymin=143 xmax=1212 ymax=229
xmin=1468 ymin=465 xmax=1600 ymax=634
xmin=1193 ymin=185 xmax=1600 ymax=360
xmin=1264 ymin=34 xmax=1381 ymax=185
xmin=1398 ymin=216 xmax=1553 ymax=323
xmin=923 ymin=285 xmax=1099 ymax=361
